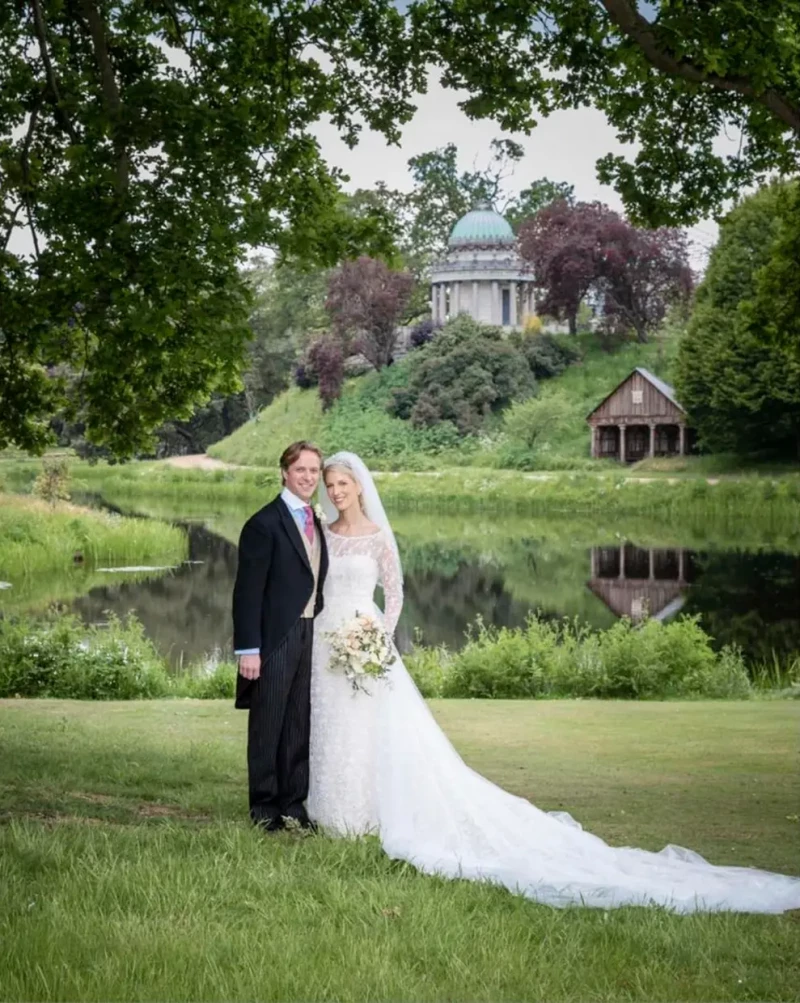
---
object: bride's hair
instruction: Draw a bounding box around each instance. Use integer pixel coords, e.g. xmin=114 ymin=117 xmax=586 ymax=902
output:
xmin=323 ymin=460 xmax=366 ymax=514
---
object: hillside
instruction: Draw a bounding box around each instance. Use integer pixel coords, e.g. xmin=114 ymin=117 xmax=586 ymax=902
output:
xmin=209 ymin=330 xmax=679 ymax=471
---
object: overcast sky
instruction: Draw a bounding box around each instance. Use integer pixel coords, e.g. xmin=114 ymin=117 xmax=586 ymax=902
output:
xmin=312 ymin=70 xmax=724 ymax=273
xmin=8 ymin=59 xmax=726 ymax=273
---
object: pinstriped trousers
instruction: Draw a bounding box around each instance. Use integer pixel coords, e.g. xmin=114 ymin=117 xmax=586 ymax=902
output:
xmin=248 ymin=617 xmax=314 ymax=820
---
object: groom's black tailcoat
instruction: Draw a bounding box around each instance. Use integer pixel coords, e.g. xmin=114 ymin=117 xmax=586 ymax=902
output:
xmin=232 ymin=496 xmax=329 ymax=819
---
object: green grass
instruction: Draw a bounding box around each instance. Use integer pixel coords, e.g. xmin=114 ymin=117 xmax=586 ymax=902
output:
xmin=208 ymin=331 xmax=683 ymax=472
xmin=0 ymin=699 xmax=798 ymax=1002
xmin=0 ymin=493 xmax=188 ymax=580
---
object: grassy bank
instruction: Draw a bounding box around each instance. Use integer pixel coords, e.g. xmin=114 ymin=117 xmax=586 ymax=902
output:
xmin=10 ymin=460 xmax=798 ymax=540
xmin=0 ymin=494 xmax=188 ymax=581
xmin=208 ymin=333 xmax=680 ymax=471
xmin=0 ymin=698 xmax=798 ymax=1001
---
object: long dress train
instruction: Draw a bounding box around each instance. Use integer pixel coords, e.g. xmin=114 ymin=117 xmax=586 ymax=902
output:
xmin=307 ymin=526 xmax=800 ymax=914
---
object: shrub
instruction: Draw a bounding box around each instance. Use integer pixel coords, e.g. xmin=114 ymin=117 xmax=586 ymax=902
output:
xmin=388 ymin=316 xmax=536 ymax=435
xmin=409 ymin=318 xmax=442 ymax=349
xmin=517 ymin=332 xmax=581 ymax=380
xmin=502 ymin=390 xmax=573 ymax=459
xmin=32 ymin=457 xmax=71 ymax=505
xmin=293 ymin=363 xmax=316 ymax=389
xmin=307 ymin=335 xmax=345 ymax=410
xmin=434 ymin=614 xmax=753 ymax=700
xmin=0 ymin=612 xmax=170 ymax=700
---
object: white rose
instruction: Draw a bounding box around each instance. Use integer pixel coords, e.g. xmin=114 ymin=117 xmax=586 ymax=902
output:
xmin=313 ymin=503 xmax=327 ymax=523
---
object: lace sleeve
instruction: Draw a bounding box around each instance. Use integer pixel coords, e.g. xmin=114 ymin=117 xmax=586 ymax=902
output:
xmin=377 ymin=534 xmax=403 ymax=637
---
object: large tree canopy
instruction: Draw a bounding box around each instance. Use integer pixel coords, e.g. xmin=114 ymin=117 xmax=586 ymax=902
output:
xmin=411 ymin=0 xmax=800 ymax=226
xmin=0 ymin=0 xmax=423 ymax=455
xmin=675 ymin=183 xmax=800 ymax=460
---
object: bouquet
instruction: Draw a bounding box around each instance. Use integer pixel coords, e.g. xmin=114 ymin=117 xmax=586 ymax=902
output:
xmin=326 ymin=612 xmax=396 ymax=694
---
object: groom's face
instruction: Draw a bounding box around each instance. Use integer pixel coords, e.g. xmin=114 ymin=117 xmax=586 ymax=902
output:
xmin=283 ymin=450 xmax=321 ymax=502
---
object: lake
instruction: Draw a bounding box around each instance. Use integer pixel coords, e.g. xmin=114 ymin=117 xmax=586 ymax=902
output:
xmin=10 ymin=495 xmax=798 ymax=672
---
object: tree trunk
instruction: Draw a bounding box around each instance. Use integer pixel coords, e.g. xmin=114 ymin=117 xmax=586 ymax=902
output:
xmin=568 ymin=312 xmax=577 ymax=336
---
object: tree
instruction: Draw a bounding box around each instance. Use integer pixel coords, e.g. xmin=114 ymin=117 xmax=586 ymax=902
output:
xmin=413 ymin=0 xmax=800 ymax=225
xmin=675 ymin=183 xmax=800 ymax=459
xmin=519 ymin=200 xmax=691 ymax=339
xmin=326 ymin=257 xmax=415 ymax=370
xmin=1 ymin=0 xmax=424 ymax=455
xmin=307 ymin=336 xmax=345 ymax=411
xmin=519 ymin=200 xmax=617 ymax=335
xmin=388 ymin=315 xmax=536 ymax=434
xmin=596 ymin=221 xmax=694 ymax=343
xmin=505 ymin=179 xmax=575 ymax=232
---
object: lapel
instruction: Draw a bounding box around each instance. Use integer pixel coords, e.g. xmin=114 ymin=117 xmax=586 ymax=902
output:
xmin=277 ymin=497 xmax=311 ymax=574
xmin=315 ymin=511 xmax=328 ymax=580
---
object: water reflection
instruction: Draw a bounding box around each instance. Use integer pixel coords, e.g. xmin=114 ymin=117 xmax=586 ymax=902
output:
xmin=49 ymin=511 xmax=800 ymax=670
xmin=588 ymin=544 xmax=695 ymax=622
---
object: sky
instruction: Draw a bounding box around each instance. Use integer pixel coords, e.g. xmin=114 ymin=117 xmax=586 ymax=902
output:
xmin=312 ymin=69 xmax=723 ymax=274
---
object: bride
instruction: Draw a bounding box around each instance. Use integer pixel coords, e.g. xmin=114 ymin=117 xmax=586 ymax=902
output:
xmin=306 ymin=451 xmax=800 ymax=913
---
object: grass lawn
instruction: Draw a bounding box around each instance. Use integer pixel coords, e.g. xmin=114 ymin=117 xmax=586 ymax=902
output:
xmin=0 ymin=699 xmax=798 ymax=1002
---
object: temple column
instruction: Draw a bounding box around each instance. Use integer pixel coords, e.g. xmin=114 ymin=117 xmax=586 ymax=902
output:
xmin=452 ymin=282 xmax=460 ymax=316
xmin=472 ymin=280 xmax=479 ymax=318
xmin=440 ymin=284 xmax=447 ymax=321
xmin=430 ymin=284 xmax=438 ymax=321
xmin=619 ymin=424 xmax=627 ymax=463
xmin=491 ymin=281 xmax=500 ymax=324
xmin=510 ymin=280 xmax=518 ymax=327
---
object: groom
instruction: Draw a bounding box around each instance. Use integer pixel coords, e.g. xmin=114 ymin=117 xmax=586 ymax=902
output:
xmin=232 ymin=440 xmax=329 ymax=831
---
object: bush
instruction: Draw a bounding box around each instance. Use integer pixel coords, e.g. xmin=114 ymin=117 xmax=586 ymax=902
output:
xmin=414 ymin=614 xmax=753 ymax=700
xmin=516 ymin=332 xmax=581 ymax=380
xmin=408 ymin=318 xmax=442 ymax=349
xmin=0 ymin=612 xmax=170 ymax=700
xmin=501 ymin=390 xmax=574 ymax=461
xmin=32 ymin=457 xmax=71 ymax=505
xmin=388 ymin=316 xmax=537 ymax=435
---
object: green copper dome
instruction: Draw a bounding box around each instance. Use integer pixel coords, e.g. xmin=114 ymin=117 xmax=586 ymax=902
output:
xmin=448 ymin=202 xmax=515 ymax=247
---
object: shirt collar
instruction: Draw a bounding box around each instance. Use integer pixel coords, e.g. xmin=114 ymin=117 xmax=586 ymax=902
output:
xmin=281 ymin=487 xmax=310 ymax=511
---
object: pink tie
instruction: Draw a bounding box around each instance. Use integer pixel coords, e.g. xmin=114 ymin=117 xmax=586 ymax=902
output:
xmin=301 ymin=506 xmax=314 ymax=544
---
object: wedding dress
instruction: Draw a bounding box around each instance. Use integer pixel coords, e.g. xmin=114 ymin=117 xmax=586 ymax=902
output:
xmin=307 ymin=462 xmax=800 ymax=914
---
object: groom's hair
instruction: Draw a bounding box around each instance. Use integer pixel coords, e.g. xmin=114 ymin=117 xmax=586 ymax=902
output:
xmin=280 ymin=440 xmax=323 ymax=481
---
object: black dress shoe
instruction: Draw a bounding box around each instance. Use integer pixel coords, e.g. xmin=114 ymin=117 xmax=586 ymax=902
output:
xmin=250 ymin=810 xmax=283 ymax=832
xmin=281 ymin=813 xmax=317 ymax=832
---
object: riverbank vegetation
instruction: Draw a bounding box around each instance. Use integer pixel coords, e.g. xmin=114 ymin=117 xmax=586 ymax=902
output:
xmin=2 ymin=610 xmax=795 ymax=703
xmin=0 ymin=494 xmax=187 ymax=580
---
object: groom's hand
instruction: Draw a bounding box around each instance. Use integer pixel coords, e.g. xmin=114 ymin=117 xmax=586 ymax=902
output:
xmin=238 ymin=654 xmax=261 ymax=680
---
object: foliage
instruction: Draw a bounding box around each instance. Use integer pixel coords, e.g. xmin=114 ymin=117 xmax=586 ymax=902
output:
xmin=0 ymin=0 xmax=424 ymax=456
xmin=326 ymin=256 xmax=415 ymax=369
xmin=388 ymin=316 xmax=537 ymax=434
xmin=31 ymin=457 xmax=70 ymax=506
xmin=406 ymin=614 xmax=753 ymax=700
xmin=415 ymin=0 xmax=800 ymax=226
xmin=408 ymin=318 xmax=442 ymax=349
xmin=0 ymin=491 xmax=187 ymax=576
xmin=676 ymin=183 xmax=800 ymax=460
xmin=596 ymin=222 xmax=694 ymax=343
xmin=519 ymin=201 xmax=692 ymax=339
xmin=242 ymin=259 xmax=329 ymax=414
xmin=306 ymin=336 xmax=345 ymax=411
xmin=0 ymin=612 xmax=169 ymax=700
xmin=500 ymin=390 xmax=573 ymax=463
xmin=513 ymin=331 xmax=581 ymax=380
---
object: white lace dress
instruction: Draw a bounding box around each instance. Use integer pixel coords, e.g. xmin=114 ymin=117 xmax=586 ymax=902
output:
xmin=307 ymin=526 xmax=800 ymax=914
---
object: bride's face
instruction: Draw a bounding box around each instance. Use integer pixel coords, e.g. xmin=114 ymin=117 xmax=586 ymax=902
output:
xmin=325 ymin=467 xmax=361 ymax=513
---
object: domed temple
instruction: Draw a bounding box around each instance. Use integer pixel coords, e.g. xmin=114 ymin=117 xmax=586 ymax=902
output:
xmin=430 ymin=203 xmax=536 ymax=329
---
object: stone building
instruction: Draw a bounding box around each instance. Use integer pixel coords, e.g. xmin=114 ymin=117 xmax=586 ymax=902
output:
xmin=429 ymin=203 xmax=536 ymax=329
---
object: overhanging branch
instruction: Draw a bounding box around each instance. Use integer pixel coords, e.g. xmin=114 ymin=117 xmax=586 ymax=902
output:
xmin=599 ymin=0 xmax=800 ymax=134
xmin=29 ymin=0 xmax=81 ymax=143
